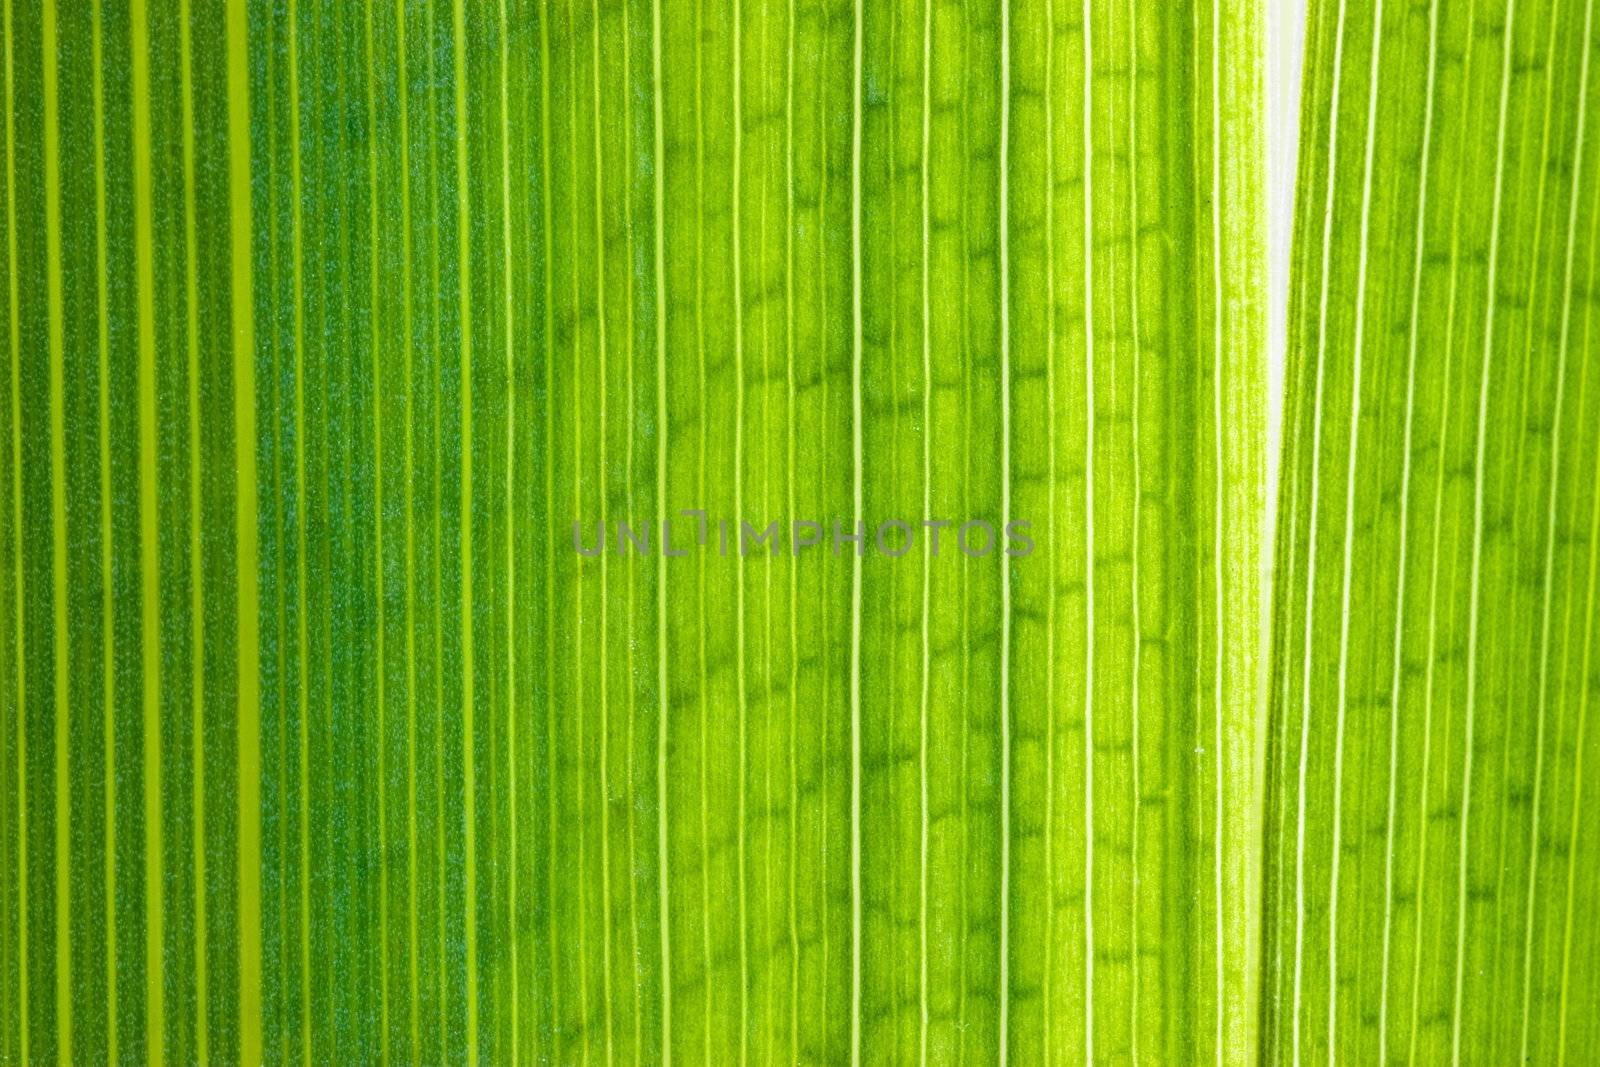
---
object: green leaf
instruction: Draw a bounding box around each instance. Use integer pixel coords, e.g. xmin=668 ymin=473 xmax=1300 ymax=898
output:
xmin=0 ymin=0 xmax=1265 ymax=1063
xmin=1263 ymin=0 xmax=1600 ymax=1062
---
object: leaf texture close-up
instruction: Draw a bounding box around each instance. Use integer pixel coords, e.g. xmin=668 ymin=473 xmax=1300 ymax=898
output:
xmin=1266 ymin=0 xmax=1600 ymax=1063
xmin=0 ymin=0 xmax=1273 ymax=1062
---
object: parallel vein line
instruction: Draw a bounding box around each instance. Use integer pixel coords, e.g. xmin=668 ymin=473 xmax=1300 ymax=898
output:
xmin=366 ymin=6 xmax=390 ymax=1060
xmin=89 ymin=2 xmax=116 ymax=1057
xmin=649 ymin=0 xmax=668 ymax=1055
xmin=1521 ymin=0 xmax=1594 ymax=1059
xmin=1042 ymin=0 xmax=1058 ymax=1055
xmin=1553 ymin=72 xmax=1600 ymax=1065
xmin=1293 ymin=0 xmax=1353 ymax=1052
xmin=731 ymin=1 xmax=749 ymax=1059
xmin=920 ymin=6 xmax=933 ymax=1062
xmin=1209 ymin=0 xmax=1225 ymax=1055
xmin=1451 ymin=6 xmax=1518 ymax=1059
xmin=451 ymin=5 xmax=479 ymax=1059
xmin=3 ymin=0 xmax=26 ymax=1052
xmin=1326 ymin=1 xmax=1383 ymax=1058
xmin=998 ymin=0 xmax=1013 ymax=1055
xmin=39 ymin=0 xmax=72 ymax=1055
xmin=1127 ymin=0 xmax=1142 ymax=1051
xmin=1081 ymin=0 xmax=1096 ymax=1057
xmin=1379 ymin=3 xmax=1439 ymax=1059
xmin=849 ymin=0 xmax=864 ymax=1059
xmin=652 ymin=0 xmax=672 ymax=1056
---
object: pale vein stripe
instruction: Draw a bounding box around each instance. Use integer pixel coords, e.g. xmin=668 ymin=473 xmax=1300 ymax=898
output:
xmin=784 ymin=0 xmax=801 ymax=1057
xmin=752 ymin=3 xmax=776 ymax=1054
xmin=1404 ymin=5 xmax=1476 ymax=1056
xmin=1081 ymin=0 xmax=1096 ymax=1058
xmin=731 ymin=0 xmax=750 ymax=1058
xmin=450 ymin=1 xmax=484 ymax=1056
xmin=564 ymin=0 xmax=594 ymax=1052
xmin=920 ymin=1 xmax=933 ymax=1059
xmin=225 ymin=0 xmax=262 ymax=1052
xmin=652 ymin=0 xmax=672 ymax=1055
xmin=1379 ymin=2 xmax=1438 ymax=1059
xmin=957 ymin=24 xmax=972 ymax=1049
xmin=1294 ymin=0 xmax=1353 ymax=1054
xmin=585 ymin=0 xmax=615 ymax=1057
xmin=4 ymin=0 xmax=31 ymax=1057
xmin=366 ymin=5 xmax=391 ymax=1060
xmin=1269 ymin=152 xmax=1313 ymax=1067
xmin=1557 ymin=514 xmax=1600 ymax=1014
xmin=618 ymin=7 xmax=643 ymax=1058
xmin=1273 ymin=0 xmax=1301 ymax=1049
xmin=1554 ymin=82 xmax=1600 ymax=1067
xmin=90 ymin=0 xmax=116 ymax=1052
xmin=1327 ymin=1 xmax=1383 ymax=1059
xmin=565 ymin=0 xmax=593 ymax=1054
xmin=1488 ymin=0 xmax=1559 ymax=1049
xmin=453 ymin=0 xmax=481 ymax=1058
xmin=782 ymin=0 xmax=811 ymax=1049
xmin=395 ymin=3 xmax=421 ymax=1053
xmin=998 ymin=0 xmax=1014 ymax=1056
xmin=431 ymin=8 xmax=449 ymax=1037
xmin=1127 ymin=0 xmax=1142 ymax=1051
xmin=1042 ymin=0 xmax=1058 ymax=1055
xmin=40 ymin=0 xmax=71 ymax=1055
xmin=496 ymin=0 xmax=517 ymax=1056
xmin=1451 ymin=6 xmax=1516 ymax=1060
xmin=692 ymin=0 xmax=713 ymax=1055
xmin=1406 ymin=357 xmax=1456 ymax=1063
xmin=536 ymin=2 xmax=559 ymax=1055
xmin=1555 ymin=459 xmax=1600 ymax=1054
xmin=288 ymin=12 xmax=313 ymax=1044
xmin=1208 ymin=0 xmax=1225 ymax=1056
xmin=1521 ymin=0 xmax=1594 ymax=1058
xmin=849 ymin=0 xmax=865 ymax=1059
xmin=286 ymin=6 xmax=313 ymax=1057
xmin=179 ymin=5 xmax=209 ymax=1051
xmin=815 ymin=3 xmax=835 ymax=1046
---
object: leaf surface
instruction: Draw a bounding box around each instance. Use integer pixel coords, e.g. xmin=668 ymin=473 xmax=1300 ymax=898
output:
xmin=1265 ymin=0 xmax=1600 ymax=1061
xmin=0 ymin=0 xmax=1265 ymax=1062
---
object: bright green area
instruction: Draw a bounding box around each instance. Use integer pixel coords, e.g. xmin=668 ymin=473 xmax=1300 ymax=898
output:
xmin=0 ymin=0 xmax=1264 ymax=1063
xmin=1267 ymin=0 xmax=1600 ymax=1062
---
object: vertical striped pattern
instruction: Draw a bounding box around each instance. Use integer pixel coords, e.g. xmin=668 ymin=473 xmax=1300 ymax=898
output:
xmin=0 ymin=0 xmax=1263 ymax=1062
xmin=1266 ymin=0 xmax=1600 ymax=1063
